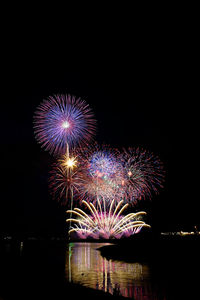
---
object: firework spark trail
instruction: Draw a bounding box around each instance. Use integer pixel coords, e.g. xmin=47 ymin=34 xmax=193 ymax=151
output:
xmin=66 ymin=199 xmax=150 ymax=239
xmin=33 ymin=94 xmax=96 ymax=156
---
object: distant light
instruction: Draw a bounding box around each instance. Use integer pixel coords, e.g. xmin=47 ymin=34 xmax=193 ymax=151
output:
xmin=62 ymin=121 xmax=70 ymax=129
xmin=128 ymin=171 xmax=132 ymax=176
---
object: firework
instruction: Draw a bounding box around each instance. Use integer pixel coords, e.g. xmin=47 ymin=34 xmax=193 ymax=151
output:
xmin=120 ymin=147 xmax=165 ymax=204
xmin=88 ymin=150 xmax=121 ymax=178
xmin=33 ymin=94 xmax=96 ymax=155
xmin=49 ymin=151 xmax=82 ymax=206
xmin=76 ymin=144 xmax=126 ymax=204
xmin=66 ymin=199 xmax=150 ymax=239
xmin=49 ymin=146 xmax=164 ymax=208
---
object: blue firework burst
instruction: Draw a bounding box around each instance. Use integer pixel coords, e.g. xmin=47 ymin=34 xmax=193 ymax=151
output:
xmin=33 ymin=94 xmax=96 ymax=155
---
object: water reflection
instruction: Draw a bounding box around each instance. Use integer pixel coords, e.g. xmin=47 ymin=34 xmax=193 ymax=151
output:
xmin=65 ymin=242 xmax=165 ymax=299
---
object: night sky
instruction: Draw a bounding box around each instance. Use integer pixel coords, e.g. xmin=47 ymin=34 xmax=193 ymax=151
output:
xmin=0 ymin=22 xmax=198 ymax=238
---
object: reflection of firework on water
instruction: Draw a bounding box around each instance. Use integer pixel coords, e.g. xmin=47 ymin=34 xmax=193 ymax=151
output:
xmin=65 ymin=243 xmax=151 ymax=298
xmin=66 ymin=199 xmax=150 ymax=239
xmin=33 ymin=94 xmax=96 ymax=155
xmin=121 ymin=147 xmax=165 ymax=203
xmin=77 ymin=144 xmax=125 ymax=204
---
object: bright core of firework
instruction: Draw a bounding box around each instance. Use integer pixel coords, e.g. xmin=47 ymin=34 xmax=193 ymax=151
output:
xmin=65 ymin=157 xmax=77 ymax=169
xmin=60 ymin=151 xmax=78 ymax=170
xmin=62 ymin=121 xmax=70 ymax=129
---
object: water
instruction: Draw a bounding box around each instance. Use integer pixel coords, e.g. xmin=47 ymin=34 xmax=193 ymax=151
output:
xmin=0 ymin=238 xmax=199 ymax=299
xmin=65 ymin=242 xmax=165 ymax=299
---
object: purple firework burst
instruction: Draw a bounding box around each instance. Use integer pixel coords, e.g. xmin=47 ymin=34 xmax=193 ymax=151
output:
xmin=33 ymin=94 xmax=96 ymax=155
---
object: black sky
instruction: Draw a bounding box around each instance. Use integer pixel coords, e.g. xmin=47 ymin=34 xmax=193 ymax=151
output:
xmin=0 ymin=17 xmax=198 ymax=237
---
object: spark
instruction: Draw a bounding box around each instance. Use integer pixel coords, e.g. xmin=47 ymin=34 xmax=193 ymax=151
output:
xmin=66 ymin=199 xmax=150 ymax=239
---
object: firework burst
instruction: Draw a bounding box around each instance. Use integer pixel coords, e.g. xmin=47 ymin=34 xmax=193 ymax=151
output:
xmin=76 ymin=144 xmax=125 ymax=204
xmin=120 ymin=147 xmax=165 ymax=204
xmin=66 ymin=199 xmax=150 ymax=239
xmin=49 ymin=151 xmax=82 ymax=206
xmin=33 ymin=94 xmax=96 ymax=156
